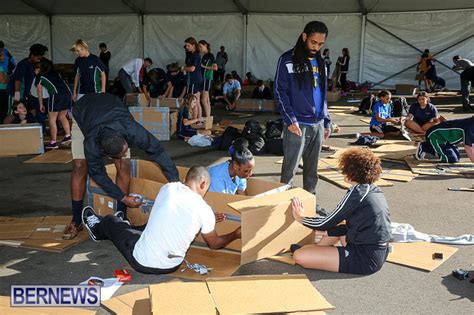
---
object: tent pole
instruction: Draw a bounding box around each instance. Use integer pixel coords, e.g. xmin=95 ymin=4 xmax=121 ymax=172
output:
xmin=141 ymin=14 xmax=145 ymax=58
xmin=49 ymin=16 xmax=53 ymax=61
xmin=358 ymin=15 xmax=366 ymax=84
xmin=242 ymin=14 xmax=248 ymax=78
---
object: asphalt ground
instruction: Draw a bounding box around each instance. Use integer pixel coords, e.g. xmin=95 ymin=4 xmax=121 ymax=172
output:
xmin=0 ymin=100 xmax=473 ymax=314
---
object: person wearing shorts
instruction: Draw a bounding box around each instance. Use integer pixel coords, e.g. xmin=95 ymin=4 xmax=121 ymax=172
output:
xmin=35 ymin=58 xmax=72 ymax=150
xmin=64 ymin=93 xmax=179 ymax=240
xmin=416 ymin=116 xmax=474 ymax=163
xmin=183 ymin=37 xmax=204 ymax=118
xmin=291 ymin=147 xmax=392 ymax=275
xmin=199 ymin=40 xmax=217 ymax=117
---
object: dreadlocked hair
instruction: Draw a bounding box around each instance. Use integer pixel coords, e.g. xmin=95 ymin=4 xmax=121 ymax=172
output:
xmin=292 ymin=21 xmax=328 ymax=90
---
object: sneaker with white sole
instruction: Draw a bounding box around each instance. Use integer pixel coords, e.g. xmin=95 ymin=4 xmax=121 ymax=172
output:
xmin=61 ymin=135 xmax=72 ymax=145
xmin=114 ymin=211 xmax=131 ymax=226
xmin=82 ymin=206 xmax=103 ymax=242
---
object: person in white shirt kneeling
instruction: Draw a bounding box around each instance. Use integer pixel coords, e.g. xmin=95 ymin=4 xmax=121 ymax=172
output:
xmin=82 ymin=166 xmax=241 ymax=274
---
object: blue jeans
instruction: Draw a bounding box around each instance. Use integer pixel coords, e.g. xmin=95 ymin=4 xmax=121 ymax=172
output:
xmin=281 ymin=123 xmax=324 ymax=194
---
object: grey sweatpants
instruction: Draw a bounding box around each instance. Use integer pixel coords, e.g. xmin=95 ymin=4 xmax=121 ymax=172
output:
xmin=281 ymin=123 xmax=324 ymax=194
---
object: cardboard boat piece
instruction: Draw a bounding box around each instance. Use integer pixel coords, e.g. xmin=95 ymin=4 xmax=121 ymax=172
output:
xmin=88 ymin=159 xmax=316 ymax=271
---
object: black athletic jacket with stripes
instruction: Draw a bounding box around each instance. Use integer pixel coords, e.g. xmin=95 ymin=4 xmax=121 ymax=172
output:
xmin=73 ymin=93 xmax=179 ymax=202
xmin=302 ymin=184 xmax=392 ymax=245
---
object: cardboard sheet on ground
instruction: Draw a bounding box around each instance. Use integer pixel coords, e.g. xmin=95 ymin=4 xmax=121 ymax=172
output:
xmin=318 ymin=158 xmax=393 ymax=189
xmin=360 ymin=118 xmax=371 ymax=124
xmin=328 ymin=106 xmax=357 ymax=111
xmin=404 ymin=156 xmax=474 ymax=176
xmin=0 ymin=216 xmax=88 ymax=252
xmin=206 ymin=275 xmax=334 ymax=314
xmin=23 ymin=149 xmax=72 ymax=164
xmin=387 ymin=242 xmax=458 ymax=272
xmin=101 ymin=288 xmax=151 ymax=315
xmin=148 ymin=274 xmax=333 ymax=314
xmin=0 ymin=296 xmax=95 ymax=314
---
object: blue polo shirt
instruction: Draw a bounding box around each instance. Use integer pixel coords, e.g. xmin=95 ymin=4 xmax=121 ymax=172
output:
xmin=370 ymin=101 xmax=392 ymax=126
xmin=208 ymin=160 xmax=247 ymax=194
xmin=222 ymin=79 xmax=241 ymax=95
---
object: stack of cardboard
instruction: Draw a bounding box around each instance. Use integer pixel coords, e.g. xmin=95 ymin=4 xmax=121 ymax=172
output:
xmin=88 ymin=159 xmax=317 ymax=277
xmin=129 ymin=106 xmax=174 ymax=140
xmin=235 ymin=99 xmax=278 ymax=112
xmin=124 ymin=93 xmax=149 ymax=107
xmin=0 ymin=124 xmax=44 ymax=157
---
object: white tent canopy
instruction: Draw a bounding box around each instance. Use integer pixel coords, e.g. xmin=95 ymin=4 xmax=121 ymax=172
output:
xmin=2 ymin=1 xmax=473 ymax=89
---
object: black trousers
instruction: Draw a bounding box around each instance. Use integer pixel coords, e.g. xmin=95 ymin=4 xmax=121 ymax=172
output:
xmin=0 ymin=89 xmax=8 ymax=123
xmin=98 ymin=215 xmax=180 ymax=275
xmin=340 ymin=73 xmax=348 ymax=92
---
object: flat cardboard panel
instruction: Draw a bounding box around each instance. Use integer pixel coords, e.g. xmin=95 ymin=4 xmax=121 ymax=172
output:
xmin=136 ymin=160 xmax=188 ymax=183
xmin=130 ymin=107 xmax=170 ymax=141
xmin=127 ymin=178 xmax=164 ymax=226
xmin=125 ymin=93 xmax=149 ymax=106
xmin=387 ymin=242 xmax=458 ymax=272
xmin=149 ymin=281 xmax=217 ymax=314
xmin=0 ymin=217 xmax=44 ymax=224
xmin=191 ymin=116 xmax=214 ymax=130
xmin=267 ymin=253 xmax=296 ymax=265
xmin=169 ymin=246 xmax=241 ymax=280
xmin=381 ymin=169 xmax=418 ymax=182
xmin=0 ymin=296 xmax=96 ymax=314
xmin=206 ymin=275 xmax=334 ymax=314
xmin=261 ymin=99 xmax=277 ymax=112
xmin=102 ymin=288 xmax=151 ymax=315
xmin=23 ymin=149 xmax=72 ymax=164
xmin=229 ymin=188 xmax=315 ymax=265
xmin=198 ymin=192 xmax=249 ymax=251
xmin=92 ymin=194 xmax=115 ymax=217
xmin=395 ymin=84 xmax=418 ymax=95
xmin=158 ymin=97 xmax=180 ymax=108
xmin=404 ymin=156 xmax=474 ymax=176
xmin=0 ymin=124 xmax=44 ymax=157
xmin=235 ymin=99 xmax=261 ymax=111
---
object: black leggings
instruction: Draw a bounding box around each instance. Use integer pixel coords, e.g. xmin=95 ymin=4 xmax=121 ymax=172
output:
xmin=340 ymin=73 xmax=347 ymax=92
xmin=98 ymin=215 xmax=180 ymax=274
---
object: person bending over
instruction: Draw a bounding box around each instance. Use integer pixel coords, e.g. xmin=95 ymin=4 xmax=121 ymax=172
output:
xmin=82 ymin=166 xmax=241 ymax=275
xmin=416 ymin=116 xmax=474 ymax=163
xmin=291 ymin=148 xmax=392 ymax=275
xmin=208 ymin=139 xmax=255 ymax=195
xmin=405 ymin=92 xmax=443 ymax=135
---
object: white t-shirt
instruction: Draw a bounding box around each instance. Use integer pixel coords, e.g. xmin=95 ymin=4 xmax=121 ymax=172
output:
xmin=133 ymin=182 xmax=216 ymax=269
xmin=121 ymin=58 xmax=143 ymax=87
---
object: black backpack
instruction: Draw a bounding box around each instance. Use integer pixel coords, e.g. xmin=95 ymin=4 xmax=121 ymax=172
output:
xmin=245 ymin=132 xmax=266 ymax=155
xmin=242 ymin=119 xmax=264 ymax=137
xmin=265 ymin=119 xmax=284 ymax=139
xmin=358 ymin=95 xmax=376 ymax=114
xmin=219 ymin=126 xmax=240 ymax=150
xmin=392 ymin=97 xmax=409 ymax=117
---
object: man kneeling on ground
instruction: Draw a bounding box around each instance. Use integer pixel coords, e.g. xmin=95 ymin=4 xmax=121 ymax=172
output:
xmin=82 ymin=166 xmax=241 ymax=275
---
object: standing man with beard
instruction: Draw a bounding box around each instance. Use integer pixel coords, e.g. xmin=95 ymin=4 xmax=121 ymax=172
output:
xmin=275 ymin=21 xmax=331 ymax=210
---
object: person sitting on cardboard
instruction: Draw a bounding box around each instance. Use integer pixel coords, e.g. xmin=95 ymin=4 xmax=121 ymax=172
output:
xmin=290 ymin=148 xmax=392 ymax=275
xmin=405 ymin=92 xmax=444 ymax=136
xmin=177 ymin=94 xmax=211 ymax=141
xmin=416 ymin=116 xmax=474 ymax=163
xmin=208 ymin=139 xmax=255 ymax=195
xmin=82 ymin=166 xmax=241 ymax=275
xmin=367 ymin=90 xmax=401 ymax=138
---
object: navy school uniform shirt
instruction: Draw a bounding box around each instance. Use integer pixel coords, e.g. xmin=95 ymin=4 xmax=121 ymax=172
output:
xmin=169 ymin=72 xmax=187 ymax=98
xmin=201 ymin=52 xmax=216 ymax=81
xmin=35 ymin=71 xmax=71 ymax=97
xmin=185 ymin=52 xmax=203 ymax=85
xmin=7 ymin=58 xmax=35 ymax=97
xmin=177 ymin=106 xmax=197 ymax=138
xmin=143 ymin=68 xmax=170 ymax=98
xmin=74 ymin=54 xmax=106 ymax=94
xmin=12 ymin=113 xmax=36 ymax=124
xmin=408 ymin=102 xmax=438 ymax=126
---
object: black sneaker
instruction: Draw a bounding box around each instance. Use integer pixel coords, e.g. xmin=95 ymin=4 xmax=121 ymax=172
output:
xmin=114 ymin=211 xmax=131 ymax=226
xmin=290 ymin=244 xmax=302 ymax=253
xmin=82 ymin=206 xmax=103 ymax=242
xmin=316 ymin=204 xmax=328 ymax=217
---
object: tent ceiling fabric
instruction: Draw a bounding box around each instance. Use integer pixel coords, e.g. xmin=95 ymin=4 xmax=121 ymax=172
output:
xmin=4 ymin=0 xmax=474 ymax=15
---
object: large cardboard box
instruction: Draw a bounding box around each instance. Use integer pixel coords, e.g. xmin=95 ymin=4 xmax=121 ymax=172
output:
xmin=0 ymin=124 xmax=44 ymax=157
xmin=125 ymin=93 xmax=149 ymax=107
xmin=326 ymin=91 xmax=341 ymax=102
xmin=155 ymin=97 xmax=180 ymax=108
xmin=169 ymin=110 xmax=178 ymax=136
xmin=235 ymin=99 xmax=278 ymax=112
xmin=395 ymin=84 xmax=418 ymax=95
xmin=87 ymin=159 xmax=316 ymax=267
xmin=191 ymin=115 xmax=214 ymax=130
xmin=129 ymin=106 xmax=171 ymax=141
